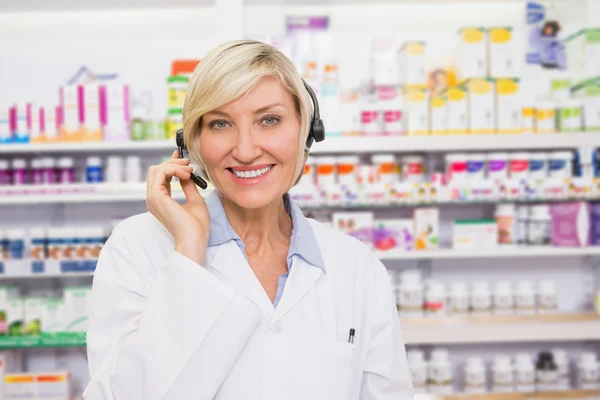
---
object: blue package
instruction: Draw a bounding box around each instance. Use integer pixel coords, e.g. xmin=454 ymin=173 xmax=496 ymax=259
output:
xmin=574 ymin=147 xmax=599 ymax=177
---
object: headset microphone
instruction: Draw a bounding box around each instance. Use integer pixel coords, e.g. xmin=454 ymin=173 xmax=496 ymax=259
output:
xmin=175 ymin=129 xmax=208 ymax=190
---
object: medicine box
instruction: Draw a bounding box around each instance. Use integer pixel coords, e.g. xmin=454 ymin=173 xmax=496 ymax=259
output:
xmin=36 ymin=371 xmax=71 ymax=400
xmin=462 ymin=78 xmax=495 ymax=134
xmin=63 ymin=286 xmax=91 ymax=333
xmin=0 ymin=286 xmax=19 ymax=335
xmin=59 ymin=85 xmax=80 ymax=141
xmin=488 ymin=27 xmax=516 ymax=78
xmin=445 ymin=86 xmax=468 ymax=134
xmin=550 ymin=202 xmax=590 ymax=247
xmin=429 ymin=94 xmax=447 ymax=135
xmin=6 ymin=297 xmax=23 ymax=336
xmin=402 ymin=86 xmax=429 ymax=135
xmin=23 ymin=297 xmax=43 ymax=336
xmin=454 ymin=27 xmax=488 ymax=81
xmin=5 ymin=374 xmax=36 ymax=399
xmin=374 ymin=219 xmax=414 ymax=252
xmin=413 ymin=208 xmax=439 ymax=250
xmin=453 ymin=219 xmax=498 ymax=250
xmin=332 ymin=212 xmax=374 ymax=248
xmin=565 ymin=28 xmax=600 ymax=86
xmin=79 ymin=84 xmax=103 ymax=142
xmin=41 ymin=299 xmax=64 ymax=333
xmin=100 ymin=83 xmax=130 ymax=141
xmin=397 ymin=41 xmax=427 ymax=86
xmin=0 ymin=108 xmax=10 ymax=143
xmin=496 ymin=78 xmax=522 ymax=134
xmin=572 ymin=77 xmax=600 ymax=132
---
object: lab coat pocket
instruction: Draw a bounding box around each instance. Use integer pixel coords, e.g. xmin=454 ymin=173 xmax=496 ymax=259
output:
xmin=313 ymin=340 xmax=356 ymax=399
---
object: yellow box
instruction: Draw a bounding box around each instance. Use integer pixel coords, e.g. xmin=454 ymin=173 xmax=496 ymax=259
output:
xmin=496 ymin=78 xmax=523 ymax=134
xmin=462 ymin=78 xmax=495 ymax=134
xmin=398 ymin=41 xmax=427 ymax=86
xmin=488 ymin=27 xmax=516 ymax=78
xmin=430 ymin=95 xmax=448 ymax=135
xmin=444 ymin=86 xmax=468 ymax=135
xmin=454 ymin=27 xmax=488 ymax=80
xmin=402 ymin=86 xmax=429 ymax=135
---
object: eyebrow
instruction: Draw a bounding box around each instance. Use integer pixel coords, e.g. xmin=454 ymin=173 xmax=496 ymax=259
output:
xmin=253 ymin=102 xmax=285 ymax=115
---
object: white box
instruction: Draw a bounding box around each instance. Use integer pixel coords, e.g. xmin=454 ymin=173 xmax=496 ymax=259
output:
xmin=0 ymin=286 xmax=19 ymax=336
xmin=429 ymin=94 xmax=447 ymax=135
xmin=41 ymin=299 xmax=65 ymax=334
xmin=374 ymin=219 xmax=414 ymax=252
xmin=332 ymin=212 xmax=374 ymax=248
xmin=4 ymin=374 xmax=36 ymax=399
xmin=63 ymin=287 xmax=91 ymax=333
xmin=488 ymin=27 xmax=516 ymax=77
xmin=402 ymin=87 xmax=429 ymax=135
xmin=572 ymin=77 xmax=600 ymax=132
xmin=6 ymin=296 xmax=22 ymax=337
xmin=79 ymin=84 xmax=102 ymax=141
xmin=453 ymin=220 xmax=498 ymax=249
xmin=565 ymin=28 xmax=600 ymax=85
xmin=23 ymin=297 xmax=43 ymax=336
xmin=495 ymin=78 xmax=522 ymax=134
xmin=455 ymin=27 xmax=488 ymax=80
xmin=463 ymin=78 xmax=495 ymax=134
xmin=36 ymin=371 xmax=71 ymax=400
xmin=413 ymin=208 xmax=439 ymax=250
xmin=445 ymin=86 xmax=468 ymax=134
xmin=397 ymin=41 xmax=427 ymax=86
xmin=101 ymin=83 xmax=130 ymax=141
xmin=59 ymin=85 xmax=79 ymax=141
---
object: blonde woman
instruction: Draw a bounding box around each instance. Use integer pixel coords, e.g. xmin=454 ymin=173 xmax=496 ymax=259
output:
xmin=84 ymin=40 xmax=413 ymax=400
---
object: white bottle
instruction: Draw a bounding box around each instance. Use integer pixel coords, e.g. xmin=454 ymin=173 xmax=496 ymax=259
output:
xmin=407 ymin=349 xmax=428 ymax=393
xmin=448 ymin=282 xmax=469 ymax=315
xmin=398 ymin=270 xmax=424 ymax=317
xmin=516 ymin=206 xmax=529 ymax=246
xmin=425 ymin=281 xmax=446 ymax=316
xmin=428 ymin=348 xmax=453 ymax=394
xmin=537 ymin=280 xmax=558 ymax=314
xmin=493 ymin=355 xmax=514 ymax=392
xmin=515 ymin=280 xmax=536 ymax=316
xmin=514 ymin=353 xmax=536 ymax=393
xmin=388 ymin=270 xmax=399 ymax=308
xmin=493 ymin=281 xmax=514 ymax=316
xmin=470 ymin=281 xmax=492 ymax=315
xmin=536 ymin=351 xmax=559 ymax=392
xmin=551 ymin=348 xmax=570 ymax=390
xmin=464 ymin=356 xmax=488 ymax=394
xmin=578 ymin=352 xmax=600 ymax=390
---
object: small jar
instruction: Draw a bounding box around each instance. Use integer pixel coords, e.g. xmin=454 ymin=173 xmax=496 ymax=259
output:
xmin=401 ymin=156 xmax=425 ymax=183
xmin=407 ymin=350 xmax=428 ymax=394
xmin=86 ymin=157 xmax=103 ymax=183
xmin=371 ymin=154 xmax=397 ymax=185
xmin=467 ymin=153 xmax=487 ymax=181
xmin=167 ymin=108 xmax=183 ymax=140
xmin=448 ymin=282 xmax=469 ymax=315
xmin=495 ymin=203 xmax=516 ymax=246
xmin=551 ymin=348 xmax=570 ymax=391
xmin=493 ymin=281 xmax=514 ymax=316
xmin=516 ymin=206 xmax=529 ymax=246
xmin=0 ymin=160 xmax=9 ymax=185
xmin=126 ymin=156 xmax=143 ymax=183
xmin=516 ymin=280 xmax=536 ymax=315
xmin=493 ymin=355 xmax=514 ymax=393
xmin=398 ymin=270 xmax=424 ymax=317
xmin=11 ymin=158 xmax=27 ymax=185
xmin=29 ymin=227 xmax=47 ymax=261
xmin=361 ymin=110 xmax=383 ymax=136
xmin=30 ymin=158 xmax=44 ymax=185
xmin=315 ymin=157 xmax=337 ymax=188
xmin=529 ymin=152 xmax=549 ymax=180
xmin=464 ymin=356 xmax=487 ymax=394
xmin=470 ymin=281 xmax=492 ymax=315
xmin=536 ymin=352 xmax=558 ymax=392
xmin=537 ymin=280 xmax=558 ymax=314
xmin=515 ymin=353 xmax=536 ymax=393
xmin=487 ymin=152 xmax=509 ymax=182
xmin=549 ymin=151 xmax=574 ymax=179
xmin=509 ymin=152 xmax=530 ymax=182
xmin=528 ymin=205 xmax=551 ymax=245
xmin=428 ymin=348 xmax=453 ymax=394
xmin=105 ymin=156 xmax=124 ymax=183
xmin=5 ymin=228 xmax=25 ymax=260
xmin=578 ymin=352 xmax=600 ymax=390
xmin=445 ymin=153 xmax=468 ymax=183
xmin=337 ymin=156 xmax=359 ymax=186
xmin=42 ymin=157 xmax=56 ymax=184
xmin=57 ymin=157 xmax=75 ymax=184
xmin=424 ymin=281 xmax=446 ymax=316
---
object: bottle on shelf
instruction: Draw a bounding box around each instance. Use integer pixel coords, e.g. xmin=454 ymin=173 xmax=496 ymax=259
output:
xmin=536 ymin=351 xmax=558 ymax=391
xmin=428 ymin=348 xmax=453 ymax=394
xmin=514 ymin=353 xmax=536 ymax=393
xmin=407 ymin=349 xmax=428 ymax=394
xmin=424 ymin=281 xmax=446 ymax=316
xmin=515 ymin=280 xmax=536 ymax=316
xmin=492 ymin=355 xmax=514 ymax=393
xmin=448 ymin=282 xmax=469 ymax=315
xmin=492 ymin=281 xmax=514 ymax=316
xmin=537 ymin=280 xmax=558 ymax=314
xmin=551 ymin=348 xmax=570 ymax=391
xmin=464 ymin=356 xmax=487 ymax=394
xmin=470 ymin=281 xmax=492 ymax=316
xmin=398 ymin=270 xmax=424 ymax=318
xmin=577 ymin=352 xmax=600 ymax=390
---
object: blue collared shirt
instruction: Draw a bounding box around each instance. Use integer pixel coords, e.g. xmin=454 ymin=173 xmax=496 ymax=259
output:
xmin=205 ymin=191 xmax=325 ymax=307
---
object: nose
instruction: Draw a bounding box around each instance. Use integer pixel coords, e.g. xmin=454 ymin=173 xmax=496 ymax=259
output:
xmin=231 ymin=124 xmax=262 ymax=163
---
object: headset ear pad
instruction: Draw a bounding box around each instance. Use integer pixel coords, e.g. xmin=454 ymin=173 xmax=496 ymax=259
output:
xmin=312 ymin=118 xmax=325 ymax=142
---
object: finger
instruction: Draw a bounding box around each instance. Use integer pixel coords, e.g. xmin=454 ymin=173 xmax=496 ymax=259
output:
xmin=180 ymin=172 xmax=205 ymax=203
xmin=163 ymin=158 xmax=190 ymax=166
xmin=150 ymin=164 xmax=194 ymax=192
xmin=170 ymin=150 xmax=179 ymax=159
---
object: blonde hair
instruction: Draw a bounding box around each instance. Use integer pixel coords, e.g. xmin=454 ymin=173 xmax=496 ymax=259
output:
xmin=182 ymin=40 xmax=312 ymax=189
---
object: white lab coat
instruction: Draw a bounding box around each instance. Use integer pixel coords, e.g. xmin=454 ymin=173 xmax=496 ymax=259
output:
xmin=84 ymin=212 xmax=413 ymax=400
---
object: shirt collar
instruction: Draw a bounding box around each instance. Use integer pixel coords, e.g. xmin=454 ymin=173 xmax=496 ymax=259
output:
xmin=205 ymin=191 xmax=324 ymax=271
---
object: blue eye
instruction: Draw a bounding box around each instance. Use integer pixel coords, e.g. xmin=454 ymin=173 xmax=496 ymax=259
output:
xmin=209 ymin=120 xmax=230 ymax=130
xmin=261 ymin=116 xmax=280 ymax=126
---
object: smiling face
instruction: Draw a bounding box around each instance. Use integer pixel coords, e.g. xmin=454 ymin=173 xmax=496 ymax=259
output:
xmin=199 ymin=75 xmax=301 ymax=209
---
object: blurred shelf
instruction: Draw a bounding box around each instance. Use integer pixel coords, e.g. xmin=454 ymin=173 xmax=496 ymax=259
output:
xmin=440 ymin=390 xmax=600 ymax=400
xmin=401 ymin=313 xmax=600 ymax=345
xmin=2 ymin=133 xmax=599 ymax=155
xmin=0 ymin=259 xmax=96 ymax=278
xmin=377 ymin=247 xmax=600 ymax=261
xmin=0 ymin=333 xmax=86 ymax=349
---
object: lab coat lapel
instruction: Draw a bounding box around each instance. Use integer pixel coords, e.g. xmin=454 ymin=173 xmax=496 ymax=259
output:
xmin=207 ymin=241 xmax=274 ymax=315
xmin=270 ymin=257 xmax=323 ymax=326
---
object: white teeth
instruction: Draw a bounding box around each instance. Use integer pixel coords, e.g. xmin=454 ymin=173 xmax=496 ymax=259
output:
xmin=232 ymin=165 xmax=272 ymax=179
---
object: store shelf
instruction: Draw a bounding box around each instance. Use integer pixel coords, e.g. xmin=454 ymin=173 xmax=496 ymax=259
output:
xmin=0 ymin=259 xmax=96 ymax=278
xmin=1 ymin=133 xmax=599 ymax=155
xmin=0 ymin=333 xmax=86 ymax=349
xmin=401 ymin=313 xmax=600 ymax=345
xmin=377 ymin=247 xmax=600 ymax=261
xmin=440 ymin=390 xmax=600 ymax=400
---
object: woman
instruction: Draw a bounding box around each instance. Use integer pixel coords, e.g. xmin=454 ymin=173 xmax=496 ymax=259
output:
xmin=84 ymin=40 xmax=413 ymax=400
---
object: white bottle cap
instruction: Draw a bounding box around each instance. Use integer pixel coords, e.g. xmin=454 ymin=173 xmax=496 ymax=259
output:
xmin=431 ymin=348 xmax=449 ymax=363
xmin=11 ymin=159 xmax=27 ymax=169
xmin=494 ymin=355 xmax=513 ymax=368
xmin=580 ymin=352 xmax=598 ymax=365
xmin=87 ymin=157 xmax=102 ymax=167
xmin=467 ymin=356 xmax=485 ymax=368
xmin=372 ymin=154 xmax=396 ymax=164
xmin=337 ymin=156 xmax=360 ymax=165
xmin=5 ymin=228 xmax=25 ymax=239
xmin=57 ymin=157 xmax=74 ymax=168
xmin=407 ymin=349 xmax=425 ymax=365
xmin=445 ymin=153 xmax=468 ymax=162
xmin=469 ymin=153 xmax=487 ymax=161
xmin=31 ymin=158 xmax=43 ymax=169
xmin=450 ymin=282 xmax=468 ymax=295
xmin=316 ymin=156 xmax=336 ymax=166
xmin=472 ymin=281 xmax=490 ymax=294
xmin=515 ymin=353 xmax=533 ymax=366
xmin=401 ymin=269 xmax=422 ymax=283
xmin=43 ymin=157 xmax=56 ymax=168
xmin=29 ymin=227 xmax=47 ymax=238
xmin=538 ymin=280 xmax=556 ymax=294
xmin=495 ymin=203 xmax=516 ymax=217
xmin=126 ymin=156 xmax=141 ymax=167
xmin=516 ymin=280 xmax=534 ymax=293
xmin=0 ymin=160 xmax=8 ymax=170
xmin=551 ymin=348 xmax=567 ymax=363
xmin=494 ymin=281 xmax=513 ymax=294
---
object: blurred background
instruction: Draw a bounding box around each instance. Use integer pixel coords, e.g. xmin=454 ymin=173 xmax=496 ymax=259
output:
xmin=1 ymin=0 xmax=600 ymax=398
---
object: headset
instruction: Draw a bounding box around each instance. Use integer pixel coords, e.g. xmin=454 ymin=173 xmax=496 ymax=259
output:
xmin=175 ymin=79 xmax=325 ymax=190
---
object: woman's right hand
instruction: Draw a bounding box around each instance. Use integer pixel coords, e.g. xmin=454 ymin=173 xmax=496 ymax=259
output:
xmin=146 ymin=151 xmax=210 ymax=265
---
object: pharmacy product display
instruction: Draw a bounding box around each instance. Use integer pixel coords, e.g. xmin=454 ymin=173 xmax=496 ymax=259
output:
xmin=407 ymin=348 xmax=600 ymax=394
xmin=391 ymin=270 xmax=559 ymax=317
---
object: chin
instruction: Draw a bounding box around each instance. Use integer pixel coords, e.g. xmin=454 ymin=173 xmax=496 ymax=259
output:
xmin=222 ymin=186 xmax=285 ymax=210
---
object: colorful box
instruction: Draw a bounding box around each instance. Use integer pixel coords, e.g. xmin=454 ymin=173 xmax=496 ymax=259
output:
xmin=100 ymin=83 xmax=130 ymax=141
xmin=565 ymin=28 xmax=600 ymax=86
xmin=550 ymin=202 xmax=590 ymax=247
xmin=6 ymin=297 xmax=23 ymax=336
xmin=332 ymin=212 xmax=374 ymax=248
xmin=0 ymin=107 xmax=10 ymax=143
xmin=41 ymin=299 xmax=64 ymax=334
xmin=36 ymin=371 xmax=71 ymax=400
xmin=496 ymin=78 xmax=522 ymax=134
xmin=374 ymin=219 xmax=414 ymax=252
xmin=413 ymin=208 xmax=439 ymax=250
xmin=453 ymin=219 xmax=498 ymax=249
xmin=23 ymin=297 xmax=43 ymax=336
xmin=445 ymin=86 xmax=468 ymax=134
xmin=4 ymin=374 xmax=36 ymax=399
xmin=398 ymin=41 xmax=427 ymax=86
xmin=572 ymin=77 xmax=600 ymax=132
xmin=59 ymin=85 xmax=80 ymax=141
xmin=402 ymin=86 xmax=429 ymax=135
xmin=455 ymin=27 xmax=488 ymax=80
xmin=488 ymin=27 xmax=516 ymax=78
xmin=79 ymin=84 xmax=103 ymax=142
xmin=462 ymin=78 xmax=495 ymax=134
xmin=430 ymin=94 xmax=447 ymax=135
xmin=63 ymin=286 xmax=91 ymax=333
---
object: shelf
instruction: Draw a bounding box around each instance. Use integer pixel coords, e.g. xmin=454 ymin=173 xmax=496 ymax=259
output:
xmin=376 ymin=247 xmax=600 ymax=261
xmin=0 ymin=333 xmax=86 ymax=349
xmin=1 ymin=133 xmax=599 ymax=155
xmin=440 ymin=390 xmax=600 ymax=400
xmin=0 ymin=259 xmax=96 ymax=278
xmin=401 ymin=313 xmax=600 ymax=345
